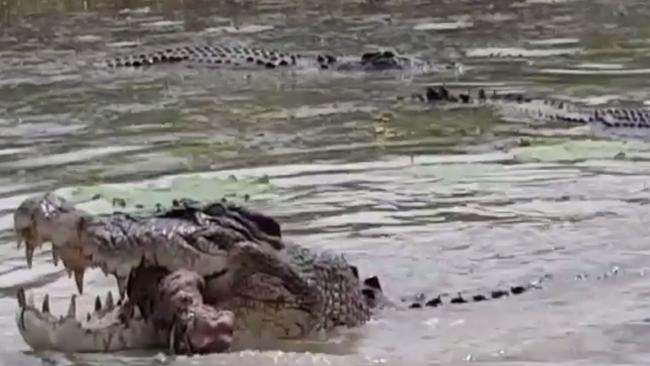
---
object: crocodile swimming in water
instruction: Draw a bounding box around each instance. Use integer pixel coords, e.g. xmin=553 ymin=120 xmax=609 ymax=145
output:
xmin=12 ymin=193 xmax=623 ymax=354
xmin=406 ymin=85 xmax=650 ymax=137
xmin=101 ymin=44 xmax=457 ymax=74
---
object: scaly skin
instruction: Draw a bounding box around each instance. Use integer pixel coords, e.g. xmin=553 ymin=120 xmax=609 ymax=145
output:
xmin=103 ymin=45 xmax=455 ymax=74
xmin=409 ymin=85 xmax=650 ymax=132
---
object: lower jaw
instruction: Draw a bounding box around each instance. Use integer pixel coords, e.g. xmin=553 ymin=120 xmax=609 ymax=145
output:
xmin=15 ymin=291 xmax=162 ymax=353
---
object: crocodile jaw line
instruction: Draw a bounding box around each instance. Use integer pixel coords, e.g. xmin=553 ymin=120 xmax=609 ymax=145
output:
xmin=15 ymin=288 xmax=161 ymax=352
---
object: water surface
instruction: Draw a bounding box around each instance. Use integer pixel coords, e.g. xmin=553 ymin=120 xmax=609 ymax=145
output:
xmin=2 ymin=0 xmax=650 ymax=365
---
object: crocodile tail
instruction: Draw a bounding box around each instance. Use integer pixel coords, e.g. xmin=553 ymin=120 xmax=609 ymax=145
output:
xmin=592 ymin=107 xmax=650 ymax=129
xmin=405 ymin=277 xmax=547 ymax=309
xmin=358 ymin=273 xmax=549 ymax=310
xmin=404 ymin=265 xmax=627 ymax=309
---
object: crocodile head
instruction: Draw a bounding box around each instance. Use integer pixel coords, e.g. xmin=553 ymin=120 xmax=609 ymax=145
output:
xmin=11 ymin=193 xmax=278 ymax=353
xmin=12 ymin=192 xmax=380 ymax=354
xmin=334 ymin=50 xmax=453 ymax=73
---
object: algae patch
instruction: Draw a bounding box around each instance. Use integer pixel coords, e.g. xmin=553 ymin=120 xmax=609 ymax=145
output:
xmin=510 ymin=138 xmax=647 ymax=162
xmin=56 ymin=173 xmax=273 ymax=215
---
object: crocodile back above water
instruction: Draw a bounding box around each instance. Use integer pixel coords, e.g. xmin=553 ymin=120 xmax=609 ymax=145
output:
xmin=102 ymin=44 xmax=455 ymax=74
xmin=410 ymin=86 xmax=650 ymax=138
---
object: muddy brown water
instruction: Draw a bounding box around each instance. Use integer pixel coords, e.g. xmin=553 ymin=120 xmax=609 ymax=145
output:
xmin=3 ymin=0 xmax=650 ymax=365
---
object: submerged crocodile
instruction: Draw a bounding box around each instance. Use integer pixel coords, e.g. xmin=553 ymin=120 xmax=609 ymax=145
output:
xmin=406 ymin=86 xmax=650 ymax=136
xmin=101 ymin=44 xmax=456 ymax=74
xmin=13 ymin=193 xmax=619 ymax=354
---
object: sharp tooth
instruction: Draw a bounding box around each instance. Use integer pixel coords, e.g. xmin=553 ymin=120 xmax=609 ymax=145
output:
xmin=105 ymin=291 xmax=114 ymax=310
xmin=168 ymin=323 xmax=177 ymax=355
xmin=95 ymin=295 xmax=102 ymax=311
xmin=16 ymin=239 xmax=22 ymax=249
xmin=42 ymin=294 xmax=50 ymax=313
xmin=25 ymin=246 xmax=34 ymax=269
xmin=74 ymin=269 xmax=85 ymax=295
xmin=27 ymin=292 xmax=34 ymax=307
xmin=116 ymin=275 xmax=127 ymax=299
xmin=66 ymin=269 xmax=72 ymax=278
xmin=67 ymin=294 xmax=76 ymax=318
xmin=17 ymin=288 xmax=26 ymax=308
xmin=52 ymin=249 xmax=59 ymax=266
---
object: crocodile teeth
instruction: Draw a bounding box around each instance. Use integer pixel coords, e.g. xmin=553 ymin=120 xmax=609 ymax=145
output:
xmin=17 ymin=288 xmax=26 ymax=308
xmin=42 ymin=294 xmax=50 ymax=313
xmin=105 ymin=291 xmax=114 ymax=310
xmin=25 ymin=246 xmax=34 ymax=269
xmin=74 ymin=269 xmax=85 ymax=295
xmin=168 ymin=323 xmax=177 ymax=355
xmin=67 ymin=294 xmax=76 ymax=318
xmin=95 ymin=295 xmax=102 ymax=311
xmin=116 ymin=275 xmax=127 ymax=299
xmin=52 ymin=249 xmax=59 ymax=266
xmin=27 ymin=292 xmax=34 ymax=307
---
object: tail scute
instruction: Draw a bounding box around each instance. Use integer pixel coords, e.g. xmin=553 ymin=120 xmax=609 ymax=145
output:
xmin=406 ymin=279 xmax=546 ymax=309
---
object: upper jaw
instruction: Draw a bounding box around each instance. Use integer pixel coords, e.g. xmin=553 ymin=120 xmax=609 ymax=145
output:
xmin=14 ymin=193 xmax=94 ymax=294
xmin=13 ymin=193 xmax=226 ymax=298
xmin=11 ymin=191 xmax=286 ymax=313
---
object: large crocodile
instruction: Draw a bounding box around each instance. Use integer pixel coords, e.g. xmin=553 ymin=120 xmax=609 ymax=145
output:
xmin=10 ymin=193 xmax=627 ymax=354
xmin=407 ymin=85 xmax=650 ymax=136
xmin=13 ymin=192 xmax=560 ymax=354
xmin=101 ymin=44 xmax=457 ymax=74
